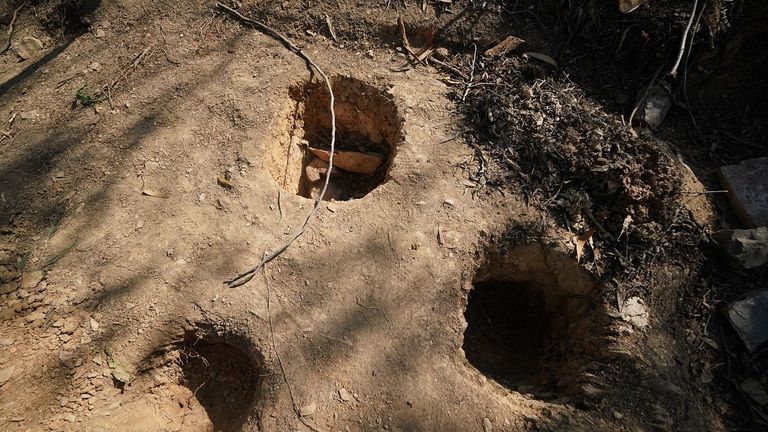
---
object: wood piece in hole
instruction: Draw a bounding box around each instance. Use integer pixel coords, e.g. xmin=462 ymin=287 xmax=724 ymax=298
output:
xmin=305 ymin=157 xmax=341 ymax=182
xmin=307 ymin=147 xmax=384 ymax=175
xmin=484 ymin=35 xmax=525 ymax=57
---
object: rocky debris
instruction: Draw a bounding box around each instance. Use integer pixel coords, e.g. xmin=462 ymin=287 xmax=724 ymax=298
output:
xmin=14 ymin=36 xmax=44 ymax=60
xmin=620 ymin=297 xmax=649 ymax=329
xmin=20 ymin=271 xmax=44 ymax=290
xmin=719 ymin=157 xmax=768 ymax=227
xmin=338 ymin=387 xmax=353 ymax=402
xmin=713 ymin=228 xmax=768 ymax=269
xmin=482 ymin=417 xmax=493 ymax=432
xmin=636 ymin=84 xmax=672 ymax=128
xmin=299 ymin=402 xmax=317 ymax=417
xmin=0 ymin=365 xmax=15 ymax=386
xmin=725 ymin=288 xmax=768 ymax=352
xmin=0 ymin=282 xmax=16 ymax=295
xmin=20 ymin=110 xmax=39 ymax=120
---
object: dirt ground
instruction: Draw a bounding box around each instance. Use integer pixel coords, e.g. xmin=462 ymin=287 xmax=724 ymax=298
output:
xmin=0 ymin=0 xmax=766 ymax=431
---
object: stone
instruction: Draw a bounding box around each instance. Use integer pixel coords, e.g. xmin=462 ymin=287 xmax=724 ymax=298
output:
xmin=0 ymin=365 xmax=15 ymax=386
xmin=719 ymin=157 xmax=768 ymax=227
xmin=482 ymin=417 xmax=493 ymax=432
xmin=20 ymin=110 xmax=38 ymax=120
xmin=299 ymin=402 xmax=317 ymax=417
xmin=95 ymin=28 xmax=106 ymax=38
xmin=725 ymin=288 xmax=768 ymax=352
xmin=14 ymin=36 xmax=44 ymax=60
xmin=0 ymin=282 xmax=16 ymax=295
xmin=65 ymin=414 xmax=76 ymax=423
xmin=638 ymin=84 xmax=672 ymax=128
xmin=620 ymin=297 xmax=649 ymax=329
xmin=713 ymin=228 xmax=768 ymax=269
xmin=643 ymin=377 xmax=684 ymax=398
xmin=338 ymin=387 xmax=353 ymax=402
xmin=20 ymin=271 xmax=44 ymax=290
xmin=24 ymin=309 xmax=45 ymax=324
xmin=90 ymin=318 xmax=100 ymax=332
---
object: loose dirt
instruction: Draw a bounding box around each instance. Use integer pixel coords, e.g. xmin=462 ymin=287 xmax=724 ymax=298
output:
xmin=0 ymin=1 xmax=765 ymax=431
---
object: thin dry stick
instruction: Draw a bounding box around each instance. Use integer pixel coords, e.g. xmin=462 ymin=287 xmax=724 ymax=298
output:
xmin=0 ymin=2 xmax=27 ymax=56
xmin=217 ymin=3 xmax=337 ymax=288
xmin=263 ymin=263 xmax=323 ymax=432
xmin=669 ymin=0 xmax=699 ymax=76
xmin=461 ymin=44 xmax=477 ymax=102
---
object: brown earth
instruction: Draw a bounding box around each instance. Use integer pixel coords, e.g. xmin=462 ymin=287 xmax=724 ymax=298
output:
xmin=0 ymin=1 xmax=765 ymax=431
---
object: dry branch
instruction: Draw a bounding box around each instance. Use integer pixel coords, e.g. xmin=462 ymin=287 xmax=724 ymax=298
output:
xmin=215 ymin=3 xmax=337 ymax=289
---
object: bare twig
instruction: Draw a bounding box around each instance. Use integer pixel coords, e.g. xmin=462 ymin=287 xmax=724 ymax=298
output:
xmin=216 ymin=3 xmax=337 ymax=288
xmin=430 ymin=57 xmax=468 ymax=80
xmin=398 ymin=14 xmax=426 ymax=66
xmin=461 ymin=44 xmax=477 ymax=102
xmin=669 ymin=0 xmax=699 ymax=77
xmin=0 ymin=2 xmax=27 ymax=56
xmin=324 ymin=14 xmax=337 ymax=42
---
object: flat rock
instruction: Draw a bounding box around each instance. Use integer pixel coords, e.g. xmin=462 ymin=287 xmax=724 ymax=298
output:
xmin=0 ymin=365 xmax=15 ymax=386
xmin=725 ymin=288 xmax=768 ymax=352
xmin=0 ymin=282 xmax=16 ymax=295
xmin=620 ymin=297 xmax=649 ymax=329
xmin=713 ymin=228 xmax=768 ymax=269
xmin=20 ymin=271 xmax=44 ymax=290
xmin=720 ymin=157 xmax=768 ymax=227
xmin=14 ymin=36 xmax=44 ymax=60
xmin=338 ymin=387 xmax=353 ymax=402
xmin=299 ymin=402 xmax=317 ymax=417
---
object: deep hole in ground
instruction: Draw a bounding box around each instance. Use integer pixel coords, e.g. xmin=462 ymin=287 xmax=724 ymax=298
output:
xmin=136 ymin=334 xmax=263 ymax=431
xmin=267 ymin=76 xmax=401 ymax=201
xmin=463 ymin=245 xmax=608 ymax=402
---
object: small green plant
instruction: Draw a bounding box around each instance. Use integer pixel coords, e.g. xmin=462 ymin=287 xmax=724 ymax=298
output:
xmin=75 ymin=87 xmax=106 ymax=107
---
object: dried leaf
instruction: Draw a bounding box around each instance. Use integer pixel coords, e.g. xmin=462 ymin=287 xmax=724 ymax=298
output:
xmin=484 ymin=35 xmax=526 ymax=57
xmin=307 ymin=146 xmax=384 ymax=174
xmin=525 ymin=52 xmax=558 ymax=68
xmin=217 ymin=175 xmax=234 ymax=189
xmin=141 ymin=188 xmax=169 ymax=198
xmin=574 ymin=229 xmax=595 ymax=262
xmin=618 ymin=0 xmax=645 ymax=13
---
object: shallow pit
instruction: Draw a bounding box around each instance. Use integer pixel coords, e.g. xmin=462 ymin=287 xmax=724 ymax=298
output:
xmin=120 ymin=333 xmax=263 ymax=432
xmin=267 ymin=76 xmax=401 ymax=201
xmin=462 ymin=245 xmax=606 ymax=401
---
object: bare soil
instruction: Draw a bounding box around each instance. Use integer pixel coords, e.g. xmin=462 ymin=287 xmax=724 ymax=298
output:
xmin=0 ymin=1 xmax=765 ymax=431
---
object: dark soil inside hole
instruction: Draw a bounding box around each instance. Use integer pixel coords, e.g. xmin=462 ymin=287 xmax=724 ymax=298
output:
xmin=179 ymin=341 xmax=260 ymax=432
xmin=463 ymin=280 xmax=554 ymax=393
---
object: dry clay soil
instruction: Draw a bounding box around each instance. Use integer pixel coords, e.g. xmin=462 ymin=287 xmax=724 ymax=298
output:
xmin=0 ymin=1 xmax=723 ymax=431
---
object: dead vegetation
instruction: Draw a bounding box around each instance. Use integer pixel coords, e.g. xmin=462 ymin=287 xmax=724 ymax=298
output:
xmin=0 ymin=0 xmax=767 ymax=431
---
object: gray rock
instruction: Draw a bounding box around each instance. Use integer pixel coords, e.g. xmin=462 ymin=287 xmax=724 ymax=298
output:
xmin=725 ymin=288 xmax=768 ymax=352
xmin=720 ymin=157 xmax=768 ymax=227
xmin=713 ymin=228 xmax=768 ymax=269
